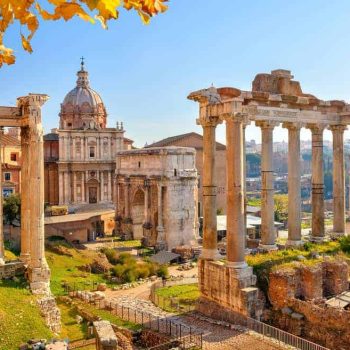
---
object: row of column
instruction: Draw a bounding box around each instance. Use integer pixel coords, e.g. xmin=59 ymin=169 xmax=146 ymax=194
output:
xmin=59 ymin=170 xmax=114 ymax=204
xmin=59 ymin=135 xmax=119 ymax=162
xmin=199 ymin=115 xmax=347 ymax=267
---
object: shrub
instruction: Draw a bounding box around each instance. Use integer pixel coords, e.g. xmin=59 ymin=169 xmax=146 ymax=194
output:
xmin=339 ymin=235 xmax=350 ymax=254
xmin=156 ymin=265 xmax=169 ymax=279
xmin=101 ymin=248 xmax=119 ymax=265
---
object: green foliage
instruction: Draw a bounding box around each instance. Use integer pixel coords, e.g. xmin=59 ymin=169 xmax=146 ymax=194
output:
xmin=0 ymin=279 xmax=53 ymax=350
xmin=246 ymin=153 xmax=261 ymax=164
xmin=101 ymin=247 xmax=119 ymax=265
xmin=46 ymin=243 xmax=107 ymax=296
xmin=110 ymin=253 xmax=165 ymax=283
xmin=247 ymin=197 xmax=261 ymax=207
xmin=274 ymin=194 xmax=288 ymax=222
xmin=339 ymin=235 xmax=350 ymax=254
xmin=216 ymin=208 xmax=224 ymax=215
xmin=3 ymin=193 xmax=21 ymax=223
xmin=246 ymin=241 xmax=341 ymax=297
xmin=156 ymin=265 xmax=169 ymax=278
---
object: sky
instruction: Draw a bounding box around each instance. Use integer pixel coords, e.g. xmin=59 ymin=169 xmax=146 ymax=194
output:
xmin=1 ymin=0 xmax=350 ymax=147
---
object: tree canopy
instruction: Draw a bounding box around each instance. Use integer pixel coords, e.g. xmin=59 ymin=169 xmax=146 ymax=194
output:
xmin=0 ymin=0 xmax=168 ymax=67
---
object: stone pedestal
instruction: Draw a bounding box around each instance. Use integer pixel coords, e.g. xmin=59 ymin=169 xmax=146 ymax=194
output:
xmin=197 ymin=259 xmax=262 ymax=319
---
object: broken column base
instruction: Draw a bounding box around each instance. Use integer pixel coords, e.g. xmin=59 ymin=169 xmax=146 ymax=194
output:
xmin=197 ymin=259 xmax=263 ymax=320
xmin=28 ymin=265 xmax=51 ymax=295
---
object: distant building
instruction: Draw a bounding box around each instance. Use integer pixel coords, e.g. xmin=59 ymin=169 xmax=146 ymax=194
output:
xmin=146 ymin=132 xmax=227 ymax=215
xmin=44 ymin=62 xmax=133 ymax=207
xmin=0 ymin=130 xmax=21 ymax=197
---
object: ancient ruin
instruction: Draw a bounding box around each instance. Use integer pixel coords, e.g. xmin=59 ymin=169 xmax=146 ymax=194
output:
xmin=188 ymin=69 xmax=350 ymax=318
xmin=115 ymin=147 xmax=199 ymax=250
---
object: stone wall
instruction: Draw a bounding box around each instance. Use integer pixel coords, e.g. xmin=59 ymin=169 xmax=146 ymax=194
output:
xmin=198 ymin=259 xmax=263 ymax=319
xmin=269 ymin=259 xmax=349 ymax=307
xmin=0 ymin=261 xmax=25 ymax=279
xmin=270 ymin=299 xmax=350 ymax=350
xmin=268 ymin=258 xmax=350 ymax=349
xmin=37 ymin=296 xmax=61 ymax=334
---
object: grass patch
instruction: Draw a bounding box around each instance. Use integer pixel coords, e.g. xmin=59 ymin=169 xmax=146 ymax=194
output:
xmin=246 ymin=241 xmax=341 ymax=295
xmin=155 ymin=284 xmax=200 ymax=313
xmin=46 ymin=244 xmax=107 ymax=296
xmin=0 ymin=279 xmax=53 ymax=350
xmin=112 ymin=239 xmax=142 ymax=248
xmin=58 ymin=300 xmax=89 ymax=341
xmin=4 ymin=249 xmax=18 ymax=261
xmin=74 ymin=301 xmax=141 ymax=332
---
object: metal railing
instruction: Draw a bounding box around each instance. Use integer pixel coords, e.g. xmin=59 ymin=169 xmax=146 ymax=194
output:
xmin=150 ymin=278 xmax=330 ymax=350
xmin=70 ymin=290 xmax=203 ymax=349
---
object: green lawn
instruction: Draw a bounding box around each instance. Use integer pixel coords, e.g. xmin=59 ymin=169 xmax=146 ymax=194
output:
xmin=155 ymin=284 xmax=200 ymax=313
xmin=58 ymin=300 xmax=89 ymax=341
xmin=46 ymin=245 xmax=107 ymax=296
xmin=73 ymin=300 xmax=141 ymax=332
xmin=0 ymin=279 xmax=53 ymax=350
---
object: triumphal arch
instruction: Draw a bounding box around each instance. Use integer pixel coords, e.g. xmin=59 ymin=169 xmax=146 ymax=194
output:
xmin=188 ymin=69 xmax=350 ymax=318
xmin=0 ymin=94 xmax=50 ymax=294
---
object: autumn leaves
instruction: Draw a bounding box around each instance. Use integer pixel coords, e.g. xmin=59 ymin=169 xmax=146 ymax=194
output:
xmin=0 ymin=0 xmax=168 ymax=67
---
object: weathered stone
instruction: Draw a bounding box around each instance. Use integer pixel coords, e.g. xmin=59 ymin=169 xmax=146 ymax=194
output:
xmin=93 ymin=320 xmax=118 ymax=350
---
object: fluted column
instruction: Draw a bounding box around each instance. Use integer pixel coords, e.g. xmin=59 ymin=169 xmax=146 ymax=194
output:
xmin=0 ymin=129 xmax=4 ymax=265
xmin=283 ymin=122 xmax=302 ymax=246
xmin=156 ymin=185 xmax=165 ymax=243
xmin=143 ymin=180 xmax=151 ymax=225
xmin=198 ymin=117 xmax=221 ymax=260
xmin=108 ymin=171 xmax=112 ymax=201
xmin=17 ymin=94 xmax=50 ymax=293
xmin=58 ymin=171 xmax=64 ymax=205
xmin=225 ymin=115 xmax=247 ymax=268
xmin=308 ymin=124 xmax=325 ymax=241
xmin=256 ymin=121 xmax=278 ymax=249
xmin=81 ymin=172 xmax=85 ymax=203
xmin=73 ymin=172 xmax=77 ymax=203
xmin=330 ymin=125 xmax=346 ymax=235
xmin=124 ymin=180 xmax=130 ymax=218
xmin=100 ymin=171 xmax=104 ymax=202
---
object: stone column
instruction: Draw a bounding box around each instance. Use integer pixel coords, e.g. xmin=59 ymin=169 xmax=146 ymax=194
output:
xmin=225 ymin=115 xmax=247 ymax=268
xmin=58 ymin=171 xmax=64 ymax=205
xmin=256 ymin=121 xmax=277 ymax=250
xmin=143 ymin=179 xmax=151 ymax=226
xmin=156 ymin=185 xmax=165 ymax=244
xmin=73 ymin=171 xmax=77 ymax=203
xmin=330 ymin=125 xmax=346 ymax=235
xmin=198 ymin=118 xmax=221 ymax=260
xmin=100 ymin=171 xmax=104 ymax=202
xmin=108 ymin=171 xmax=112 ymax=201
xmin=283 ymin=123 xmax=302 ymax=247
xmin=0 ymin=130 xmax=4 ymax=265
xmin=308 ymin=124 xmax=325 ymax=241
xmin=18 ymin=94 xmax=50 ymax=294
xmin=124 ymin=180 xmax=130 ymax=218
xmin=81 ymin=172 xmax=85 ymax=203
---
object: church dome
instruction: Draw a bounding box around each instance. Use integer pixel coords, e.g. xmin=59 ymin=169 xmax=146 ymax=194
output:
xmin=60 ymin=60 xmax=107 ymax=130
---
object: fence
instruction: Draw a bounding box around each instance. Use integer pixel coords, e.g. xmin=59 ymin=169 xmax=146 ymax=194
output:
xmin=150 ymin=277 xmax=198 ymax=313
xmin=150 ymin=277 xmax=330 ymax=350
xmin=70 ymin=290 xmax=203 ymax=349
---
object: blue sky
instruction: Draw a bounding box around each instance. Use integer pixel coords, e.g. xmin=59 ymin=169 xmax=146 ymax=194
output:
xmin=1 ymin=0 xmax=350 ymax=146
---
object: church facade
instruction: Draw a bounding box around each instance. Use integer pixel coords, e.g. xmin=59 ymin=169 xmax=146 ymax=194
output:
xmin=44 ymin=62 xmax=132 ymax=207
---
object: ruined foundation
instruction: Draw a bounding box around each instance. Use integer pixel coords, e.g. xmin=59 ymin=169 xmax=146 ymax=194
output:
xmin=197 ymin=259 xmax=263 ymax=319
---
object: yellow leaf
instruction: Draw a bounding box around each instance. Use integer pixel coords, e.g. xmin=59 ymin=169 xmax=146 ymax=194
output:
xmin=138 ymin=10 xmax=150 ymax=24
xmin=21 ymin=34 xmax=33 ymax=53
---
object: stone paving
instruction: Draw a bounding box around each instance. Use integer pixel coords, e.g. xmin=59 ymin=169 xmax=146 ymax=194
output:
xmin=107 ymin=296 xmax=290 ymax=350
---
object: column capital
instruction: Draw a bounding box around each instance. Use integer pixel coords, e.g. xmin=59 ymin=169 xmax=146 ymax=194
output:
xmin=222 ymin=112 xmax=246 ymax=123
xmin=306 ymin=123 xmax=326 ymax=134
xmin=282 ymin=122 xmax=303 ymax=131
xmin=196 ymin=116 xmax=222 ymax=127
xmin=255 ymin=120 xmax=279 ymax=129
xmin=329 ymin=124 xmax=347 ymax=133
